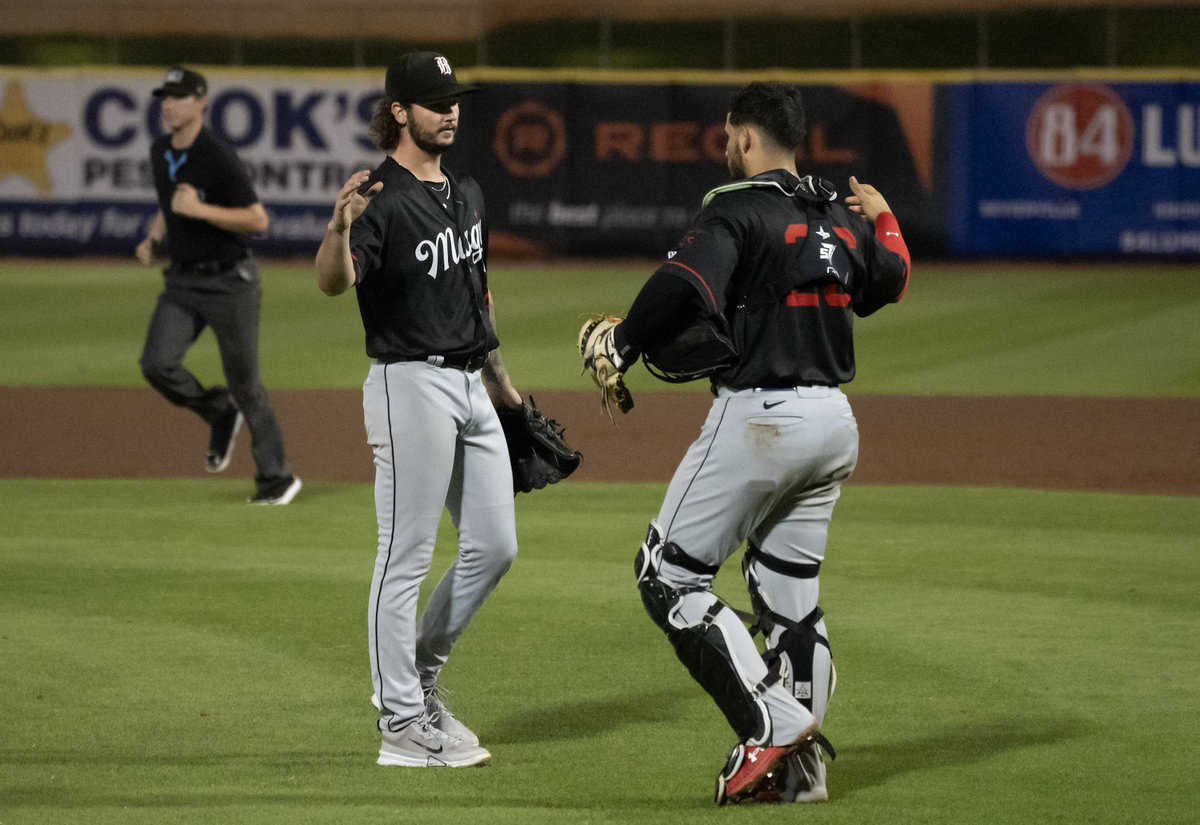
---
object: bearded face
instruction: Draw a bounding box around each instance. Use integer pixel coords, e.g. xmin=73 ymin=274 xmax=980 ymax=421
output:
xmin=401 ymin=100 xmax=460 ymax=156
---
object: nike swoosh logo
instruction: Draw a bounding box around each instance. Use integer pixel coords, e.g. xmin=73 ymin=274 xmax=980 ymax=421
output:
xmin=763 ymin=400 xmax=786 ymax=409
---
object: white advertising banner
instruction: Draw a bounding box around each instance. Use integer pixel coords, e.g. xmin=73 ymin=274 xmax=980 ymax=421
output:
xmin=0 ymin=67 xmax=384 ymax=252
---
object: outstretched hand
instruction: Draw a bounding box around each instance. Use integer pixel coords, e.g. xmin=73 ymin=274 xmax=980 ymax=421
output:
xmin=330 ymin=170 xmax=383 ymax=234
xmin=845 ymin=176 xmax=893 ymax=223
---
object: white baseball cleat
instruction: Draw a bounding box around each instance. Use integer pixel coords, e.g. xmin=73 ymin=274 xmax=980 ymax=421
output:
xmin=377 ymin=716 xmax=490 ymax=768
xmin=424 ymin=685 xmax=481 ymax=748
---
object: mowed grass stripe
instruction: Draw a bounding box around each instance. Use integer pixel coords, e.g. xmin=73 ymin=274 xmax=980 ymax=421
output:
xmin=1 ymin=478 xmax=1197 ymax=824
xmin=853 ymin=264 xmax=1200 ymax=396
xmin=1 ymin=261 xmax=1198 ymax=396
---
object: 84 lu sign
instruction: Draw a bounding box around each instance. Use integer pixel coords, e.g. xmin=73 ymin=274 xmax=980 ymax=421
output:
xmin=947 ymin=79 xmax=1200 ymax=256
xmin=1025 ymin=83 xmax=1135 ymax=190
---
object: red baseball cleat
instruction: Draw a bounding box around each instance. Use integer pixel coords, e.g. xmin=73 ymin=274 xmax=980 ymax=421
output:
xmin=714 ymin=726 xmax=834 ymax=806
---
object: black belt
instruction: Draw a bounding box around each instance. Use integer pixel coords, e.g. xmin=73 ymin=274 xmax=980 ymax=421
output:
xmin=173 ymin=256 xmax=248 ymax=275
xmin=750 ymin=382 xmax=838 ymax=390
xmin=382 ymin=353 xmax=488 ymax=372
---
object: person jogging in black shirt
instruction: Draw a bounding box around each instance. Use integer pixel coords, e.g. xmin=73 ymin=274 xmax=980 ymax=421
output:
xmin=136 ymin=65 xmax=299 ymax=505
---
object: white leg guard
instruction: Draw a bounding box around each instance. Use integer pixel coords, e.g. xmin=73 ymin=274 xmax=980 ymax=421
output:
xmin=743 ymin=549 xmax=835 ymax=725
xmin=636 ymin=525 xmax=816 ymax=745
xmin=743 ymin=546 xmax=838 ymax=802
xmin=766 ymin=619 xmax=834 ymax=725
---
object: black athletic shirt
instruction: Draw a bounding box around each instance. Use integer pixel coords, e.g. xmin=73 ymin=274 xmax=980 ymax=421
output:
xmin=149 ymin=127 xmax=258 ymax=267
xmin=620 ymin=169 xmax=911 ymax=389
xmin=348 ymin=157 xmax=497 ymax=362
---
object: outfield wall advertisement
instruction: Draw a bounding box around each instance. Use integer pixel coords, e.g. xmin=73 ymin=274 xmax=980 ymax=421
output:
xmin=0 ymin=68 xmax=381 ymax=255
xmin=945 ymin=80 xmax=1200 ymax=256
xmin=451 ymin=79 xmax=938 ymax=256
xmin=0 ymin=67 xmax=1195 ymax=258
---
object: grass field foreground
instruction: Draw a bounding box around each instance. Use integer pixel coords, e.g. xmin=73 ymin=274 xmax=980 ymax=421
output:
xmin=1 ymin=260 xmax=1199 ymax=397
xmin=1 ymin=479 xmax=1198 ymax=825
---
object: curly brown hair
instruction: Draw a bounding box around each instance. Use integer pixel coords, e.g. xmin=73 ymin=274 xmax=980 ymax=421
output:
xmin=368 ymin=98 xmax=403 ymax=152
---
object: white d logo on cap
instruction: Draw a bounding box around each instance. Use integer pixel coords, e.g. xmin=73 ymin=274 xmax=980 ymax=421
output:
xmin=435 ymin=57 xmax=452 ymax=76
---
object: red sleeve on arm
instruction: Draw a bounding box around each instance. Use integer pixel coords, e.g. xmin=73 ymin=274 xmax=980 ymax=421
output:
xmin=874 ymin=212 xmax=911 ymax=300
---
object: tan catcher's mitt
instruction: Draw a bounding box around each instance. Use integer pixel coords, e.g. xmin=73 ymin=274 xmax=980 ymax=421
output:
xmin=577 ymin=314 xmax=633 ymax=419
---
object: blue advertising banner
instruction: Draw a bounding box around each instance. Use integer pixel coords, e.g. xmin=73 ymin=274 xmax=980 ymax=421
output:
xmin=945 ymin=80 xmax=1200 ymax=256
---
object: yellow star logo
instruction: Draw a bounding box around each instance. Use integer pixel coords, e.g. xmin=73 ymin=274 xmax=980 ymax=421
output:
xmin=0 ymin=79 xmax=72 ymax=194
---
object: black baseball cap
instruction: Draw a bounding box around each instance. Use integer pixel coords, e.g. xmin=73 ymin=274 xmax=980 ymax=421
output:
xmin=385 ymin=52 xmax=477 ymax=105
xmin=152 ymin=66 xmax=207 ymax=98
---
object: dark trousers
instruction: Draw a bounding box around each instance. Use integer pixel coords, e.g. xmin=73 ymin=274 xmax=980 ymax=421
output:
xmin=139 ymin=260 xmax=291 ymax=484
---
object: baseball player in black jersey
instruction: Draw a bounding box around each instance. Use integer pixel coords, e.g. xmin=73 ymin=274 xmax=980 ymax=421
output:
xmin=316 ymin=53 xmax=525 ymax=768
xmin=136 ymin=66 xmax=300 ymax=505
xmin=579 ymin=83 xmax=911 ymax=805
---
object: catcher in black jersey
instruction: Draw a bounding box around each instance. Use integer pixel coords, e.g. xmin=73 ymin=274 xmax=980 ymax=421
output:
xmin=579 ymin=82 xmax=911 ymax=805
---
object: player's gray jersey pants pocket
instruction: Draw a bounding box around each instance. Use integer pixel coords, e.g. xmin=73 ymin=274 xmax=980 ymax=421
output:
xmin=362 ymin=361 xmax=517 ymax=722
xmin=656 ymin=385 xmax=859 ymax=588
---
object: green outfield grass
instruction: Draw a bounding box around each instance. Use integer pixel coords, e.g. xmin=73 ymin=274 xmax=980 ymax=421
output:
xmin=1 ymin=260 xmax=1198 ymax=396
xmin=1 ymin=479 xmax=1197 ymax=825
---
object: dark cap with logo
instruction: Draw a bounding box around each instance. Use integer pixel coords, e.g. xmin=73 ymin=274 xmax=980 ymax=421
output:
xmin=152 ymin=66 xmax=207 ymax=98
xmin=385 ymin=52 xmax=477 ymax=105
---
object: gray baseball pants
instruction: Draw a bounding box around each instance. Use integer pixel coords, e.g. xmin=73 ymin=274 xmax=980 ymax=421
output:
xmin=363 ymin=361 xmax=517 ymax=724
xmin=652 ymin=385 xmax=858 ymax=741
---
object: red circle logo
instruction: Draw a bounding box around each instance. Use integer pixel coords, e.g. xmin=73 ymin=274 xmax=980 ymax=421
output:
xmin=493 ymin=101 xmax=567 ymax=179
xmin=1025 ymin=84 xmax=1134 ymax=190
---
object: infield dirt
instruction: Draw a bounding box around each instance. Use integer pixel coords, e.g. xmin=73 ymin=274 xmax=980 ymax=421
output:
xmin=1 ymin=388 xmax=1196 ymax=495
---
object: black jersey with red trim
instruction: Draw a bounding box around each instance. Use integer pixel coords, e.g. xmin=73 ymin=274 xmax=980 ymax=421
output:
xmin=652 ymin=169 xmax=910 ymax=389
xmin=348 ymin=157 xmax=498 ymax=362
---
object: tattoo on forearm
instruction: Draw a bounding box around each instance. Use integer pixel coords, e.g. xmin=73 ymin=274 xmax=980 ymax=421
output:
xmin=483 ymin=348 xmax=510 ymax=386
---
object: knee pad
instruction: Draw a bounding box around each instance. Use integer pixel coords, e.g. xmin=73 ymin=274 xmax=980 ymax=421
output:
xmin=635 ymin=520 xmax=718 ymax=625
xmin=634 ymin=522 xmax=773 ymax=744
